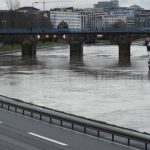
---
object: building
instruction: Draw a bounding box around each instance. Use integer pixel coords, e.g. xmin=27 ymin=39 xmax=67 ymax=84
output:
xmin=94 ymin=0 xmax=119 ymax=10
xmin=76 ymin=8 xmax=107 ymax=29
xmin=50 ymin=8 xmax=82 ymax=29
xmin=102 ymin=15 xmax=127 ymax=28
xmin=16 ymin=6 xmax=40 ymax=14
xmin=50 ymin=8 xmax=106 ymax=30
xmin=134 ymin=10 xmax=150 ymax=28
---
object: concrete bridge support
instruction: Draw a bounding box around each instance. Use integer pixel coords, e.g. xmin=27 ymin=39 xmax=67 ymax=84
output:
xmin=119 ymin=43 xmax=131 ymax=65
xmin=69 ymin=35 xmax=85 ymax=63
xmin=111 ymin=34 xmax=141 ymax=65
xmin=69 ymin=41 xmax=84 ymax=64
xmin=70 ymin=42 xmax=83 ymax=60
xmin=22 ymin=40 xmax=36 ymax=57
xmin=114 ymin=34 xmax=135 ymax=65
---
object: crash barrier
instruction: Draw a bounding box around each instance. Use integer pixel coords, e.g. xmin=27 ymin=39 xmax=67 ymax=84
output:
xmin=0 ymin=95 xmax=149 ymax=150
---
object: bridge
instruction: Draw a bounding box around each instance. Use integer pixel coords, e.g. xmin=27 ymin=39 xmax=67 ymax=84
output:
xmin=0 ymin=27 xmax=150 ymax=34
xmin=1 ymin=27 xmax=150 ymax=65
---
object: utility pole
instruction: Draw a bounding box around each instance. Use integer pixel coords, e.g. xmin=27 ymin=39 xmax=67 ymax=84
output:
xmin=43 ymin=0 xmax=45 ymax=11
xmin=34 ymin=0 xmax=45 ymax=11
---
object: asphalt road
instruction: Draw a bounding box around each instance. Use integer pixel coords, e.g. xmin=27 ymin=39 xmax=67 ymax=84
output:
xmin=0 ymin=108 xmax=139 ymax=150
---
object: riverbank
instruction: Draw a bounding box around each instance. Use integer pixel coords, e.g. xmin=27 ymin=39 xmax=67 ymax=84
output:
xmin=0 ymin=41 xmax=66 ymax=52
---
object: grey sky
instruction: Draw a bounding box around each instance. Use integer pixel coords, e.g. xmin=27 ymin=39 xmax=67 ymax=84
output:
xmin=0 ymin=0 xmax=150 ymax=10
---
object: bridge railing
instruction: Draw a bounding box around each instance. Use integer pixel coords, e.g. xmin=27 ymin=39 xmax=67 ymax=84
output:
xmin=0 ymin=27 xmax=150 ymax=34
xmin=0 ymin=95 xmax=150 ymax=150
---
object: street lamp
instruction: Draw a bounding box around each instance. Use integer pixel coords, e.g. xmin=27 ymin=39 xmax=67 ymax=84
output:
xmin=139 ymin=19 xmax=145 ymax=30
xmin=2 ymin=20 xmax=7 ymax=30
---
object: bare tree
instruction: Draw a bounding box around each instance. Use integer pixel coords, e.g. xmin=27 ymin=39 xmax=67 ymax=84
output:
xmin=6 ymin=0 xmax=20 ymax=10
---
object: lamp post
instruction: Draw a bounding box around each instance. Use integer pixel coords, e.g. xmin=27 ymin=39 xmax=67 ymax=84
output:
xmin=2 ymin=20 xmax=7 ymax=30
xmin=139 ymin=18 xmax=145 ymax=31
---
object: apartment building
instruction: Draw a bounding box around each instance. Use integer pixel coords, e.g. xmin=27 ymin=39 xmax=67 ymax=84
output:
xmin=50 ymin=8 xmax=82 ymax=29
xmin=50 ymin=8 xmax=106 ymax=30
xmin=102 ymin=15 xmax=127 ymax=27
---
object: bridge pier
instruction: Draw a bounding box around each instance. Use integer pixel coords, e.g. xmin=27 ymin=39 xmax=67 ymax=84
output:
xmin=119 ymin=43 xmax=131 ymax=65
xmin=70 ymin=41 xmax=83 ymax=61
xmin=69 ymin=35 xmax=85 ymax=63
xmin=112 ymin=34 xmax=140 ymax=65
xmin=114 ymin=34 xmax=134 ymax=65
xmin=22 ymin=40 xmax=36 ymax=57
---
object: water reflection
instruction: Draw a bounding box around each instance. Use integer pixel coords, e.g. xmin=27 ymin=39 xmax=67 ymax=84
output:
xmin=69 ymin=56 xmax=144 ymax=80
xmin=70 ymin=56 xmax=84 ymax=66
xmin=21 ymin=56 xmax=37 ymax=66
xmin=118 ymin=60 xmax=131 ymax=67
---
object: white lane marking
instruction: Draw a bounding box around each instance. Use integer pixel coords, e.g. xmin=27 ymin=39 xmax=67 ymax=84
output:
xmin=28 ymin=132 xmax=68 ymax=146
xmin=0 ymin=122 xmax=3 ymax=124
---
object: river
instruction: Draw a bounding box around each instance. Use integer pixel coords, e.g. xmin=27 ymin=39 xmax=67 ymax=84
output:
xmin=0 ymin=44 xmax=150 ymax=133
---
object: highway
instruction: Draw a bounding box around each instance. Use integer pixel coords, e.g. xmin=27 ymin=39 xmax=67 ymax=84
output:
xmin=0 ymin=108 xmax=140 ymax=150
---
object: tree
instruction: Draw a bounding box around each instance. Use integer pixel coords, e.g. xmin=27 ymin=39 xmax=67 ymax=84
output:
xmin=6 ymin=0 xmax=20 ymax=10
xmin=5 ymin=0 xmax=20 ymax=46
xmin=57 ymin=21 xmax=68 ymax=29
xmin=113 ymin=20 xmax=127 ymax=28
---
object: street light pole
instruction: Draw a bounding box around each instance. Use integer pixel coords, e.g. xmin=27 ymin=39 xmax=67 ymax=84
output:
xmin=2 ymin=20 xmax=7 ymax=30
xmin=34 ymin=0 xmax=45 ymax=11
xmin=43 ymin=0 xmax=45 ymax=11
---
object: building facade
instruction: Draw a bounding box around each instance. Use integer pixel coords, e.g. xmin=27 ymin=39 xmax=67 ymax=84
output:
xmin=76 ymin=8 xmax=107 ymax=29
xmin=134 ymin=10 xmax=150 ymax=28
xmin=50 ymin=8 xmax=82 ymax=29
xmin=102 ymin=15 xmax=127 ymax=28
xmin=50 ymin=8 xmax=106 ymax=30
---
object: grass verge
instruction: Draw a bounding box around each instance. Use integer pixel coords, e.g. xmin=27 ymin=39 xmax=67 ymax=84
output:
xmin=0 ymin=41 xmax=66 ymax=52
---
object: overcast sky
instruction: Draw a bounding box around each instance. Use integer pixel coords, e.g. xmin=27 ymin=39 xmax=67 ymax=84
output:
xmin=0 ymin=0 xmax=150 ymax=10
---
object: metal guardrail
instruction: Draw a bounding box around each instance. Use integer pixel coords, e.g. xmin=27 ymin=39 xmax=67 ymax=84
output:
xmin=0 ymin=96 xmax=150 ymax=150
xmin=0 ymin=27 xmax=150 ymax=34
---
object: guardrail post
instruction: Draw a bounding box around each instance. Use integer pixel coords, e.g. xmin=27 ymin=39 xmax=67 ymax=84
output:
xmin=97 ymin=130 xmax=100 ymax=137
xmin=40 ymin=114 xmax=42 ymax=120
xmin=84 ymin=126 xmax=86 ymax=134
xmin=145 ymin=142 xmax=147 ymax=150
xmin=50 ymin=117 xmax=52 ymax=123
xmin=23 ymin=109 xmax=24 ymax=115
xmin=8 ymin=105 xmax=10 ymax=110
xmin=112 ymin=134 xmax=114 ymax=141
xmin=31 ymin=111 xmax=33 ymax=118
xmin=128 ymin=138 xmax=130 ymax=146
xmin=60 ymin=120 xmax=63 ymax=126
xmin=15 ymin=106 xmax=17 ymax=112
xmin=1 ymin=103 xmax=3 ymax=108
xmin=71 ymin=123 xmax=74 ymax=130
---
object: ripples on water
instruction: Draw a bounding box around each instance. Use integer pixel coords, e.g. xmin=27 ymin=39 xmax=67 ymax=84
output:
xmin=0 ymin=45 xmax=150 ymax=133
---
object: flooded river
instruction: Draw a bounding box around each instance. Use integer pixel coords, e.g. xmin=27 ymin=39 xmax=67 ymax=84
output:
xmin=0 ymin=44 xmax=150 ymax=133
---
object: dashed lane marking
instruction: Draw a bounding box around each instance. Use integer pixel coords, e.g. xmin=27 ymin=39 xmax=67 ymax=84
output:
xmin=28 ymin=132 xmax=68 ymax=146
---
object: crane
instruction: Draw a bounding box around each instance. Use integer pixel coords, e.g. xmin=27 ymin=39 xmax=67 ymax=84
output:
xmin=33 ymin=0 xmax=75 ymax=11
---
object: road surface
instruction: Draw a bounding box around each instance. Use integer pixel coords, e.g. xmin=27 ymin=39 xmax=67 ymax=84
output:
xmin=0 ymin=108 xmax=139 ymax=150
